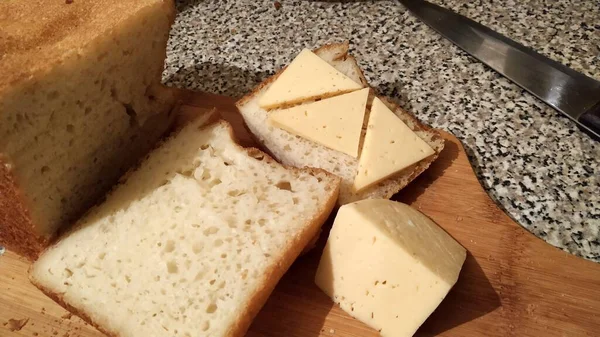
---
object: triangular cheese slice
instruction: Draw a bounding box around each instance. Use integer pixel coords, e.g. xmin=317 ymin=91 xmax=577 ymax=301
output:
xmin=269 ymin=88 xmax=370 ymax=158
xmin=354 ymin=98 xmax=435 ymax=192
xmin=258 ymin=49 xmax=363 ymax=109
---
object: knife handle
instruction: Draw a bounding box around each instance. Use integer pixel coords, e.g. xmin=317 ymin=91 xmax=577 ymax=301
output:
xmin=579 ymin=101 xmax=600 ymax=141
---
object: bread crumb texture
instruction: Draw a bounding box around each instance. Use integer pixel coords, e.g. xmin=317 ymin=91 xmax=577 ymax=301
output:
xmin=31 ymin=120 xmax=337 ymax=337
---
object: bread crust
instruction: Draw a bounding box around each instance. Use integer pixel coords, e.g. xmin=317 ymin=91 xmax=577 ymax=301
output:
xmin=31 ymin=283 xmax=120 ymax=337
xmin=30 ymin=119 xmax=340 ymax=337
xmin=0 ymin=0 xmax=177 ymax=93
xmin=0 ymin=156 xmax=47 ymax=260
xmin=313 ymin=41 xmax=350 ymax=60
xmin=313 ymin=42 xmax=370 ymax=87
xmin=236 ymin=42 xmax=444 ymax=205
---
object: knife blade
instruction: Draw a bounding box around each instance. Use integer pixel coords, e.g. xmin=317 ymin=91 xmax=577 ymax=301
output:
xmin=400 ymin=0 xmax=600 ymax=140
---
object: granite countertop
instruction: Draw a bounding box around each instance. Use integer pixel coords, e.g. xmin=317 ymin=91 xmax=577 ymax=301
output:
xmin=164 ymin=0 xmax=600 ymax=261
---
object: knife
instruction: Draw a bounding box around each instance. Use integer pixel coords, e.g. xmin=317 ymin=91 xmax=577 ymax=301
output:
xmin=399 ymin=0 xmax=600 ymax=140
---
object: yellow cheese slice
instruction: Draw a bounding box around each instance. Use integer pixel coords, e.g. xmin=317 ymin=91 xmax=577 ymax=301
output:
xmin=354 ymin=98 xmax=435 ymax=192
xmin=258 ymin=49 xmax=363 ymax=109
xmin=269 ymin=88 xmax=370 ymax=158
xmin=315 ymin=199 xmax=466 ymax=337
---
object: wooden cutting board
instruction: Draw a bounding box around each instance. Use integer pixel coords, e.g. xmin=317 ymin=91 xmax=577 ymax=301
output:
xmin=1 ymin=92 xmax=600 ymax=337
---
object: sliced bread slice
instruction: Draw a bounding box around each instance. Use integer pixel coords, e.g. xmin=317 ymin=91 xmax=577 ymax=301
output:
xmin=236 ymin=43 xmax=444 ymax=205
xmin=30 ymin=116 xmax=340 ymax=337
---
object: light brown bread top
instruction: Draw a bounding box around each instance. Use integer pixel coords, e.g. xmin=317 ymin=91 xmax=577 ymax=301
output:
xmin=0 ymin=0 xmax=175 ymax=92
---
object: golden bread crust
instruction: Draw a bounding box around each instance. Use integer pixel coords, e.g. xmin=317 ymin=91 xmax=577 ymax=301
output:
xmin=30 ymin=282 xmax=119 ymax=337
xmin=0 ymin=0 xmax=176 ymax=92
xmin=0 ymin=156 xmax=47 ymax=260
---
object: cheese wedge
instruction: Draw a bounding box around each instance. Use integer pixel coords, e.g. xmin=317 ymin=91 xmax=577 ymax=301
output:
xmin=315 ymin=199 xmax=466 ymax=337
xmin=269 ymin=88 xmax=370 ymax=158
xmin=258 ymin=49 xmax=363 ymax=109
xmin=354 ymin=98 xmax=434 ymax=192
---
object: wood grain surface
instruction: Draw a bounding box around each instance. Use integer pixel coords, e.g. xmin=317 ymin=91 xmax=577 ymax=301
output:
xmin=1 ymin=92 xmax=599 ymax=337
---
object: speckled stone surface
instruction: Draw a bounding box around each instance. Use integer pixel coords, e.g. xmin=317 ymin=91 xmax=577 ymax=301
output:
xmin=164 ymin=0 xmax=600 ymax=261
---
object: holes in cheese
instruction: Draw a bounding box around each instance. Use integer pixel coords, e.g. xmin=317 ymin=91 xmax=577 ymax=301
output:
xmin=353 ymin=98 xmax=435 ymax=192
xmin=268 ymin=88 xmax=370 ymax=158
xmin=315 ymin=199 xmax=466 ymax=337
xmin=258 ymin=49 xmax=363 ymax=109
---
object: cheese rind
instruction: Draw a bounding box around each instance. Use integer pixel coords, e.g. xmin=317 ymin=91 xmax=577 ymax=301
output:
xmin=315 ymin=199 xmax=466 ymax=337
xmin=354 ymin=98 xmax=435 ymax=192
xmin=258 ymin=49 xmax=363 ymax=109
xmin=268 ymin=88 xmax=370 ymax=158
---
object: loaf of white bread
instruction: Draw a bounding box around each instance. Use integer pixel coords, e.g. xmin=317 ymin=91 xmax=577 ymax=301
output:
xmin=0 ymin=0 xmax=177 ymax=259
xmin=237 ymin=43 xmax=445 ymax=205
xmin=30 ymin=112 xmax=340 ymax=337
